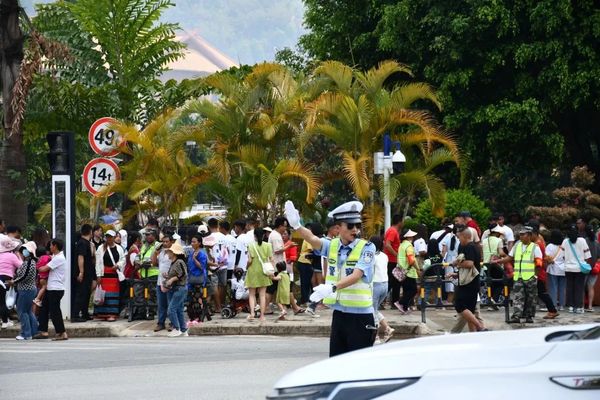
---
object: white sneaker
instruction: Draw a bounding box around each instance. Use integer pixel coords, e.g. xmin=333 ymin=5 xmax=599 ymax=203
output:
xmin=585 ymin=307 xmax=594 ymax=312
xmin=15 ymin=335 xmax=26 ymax=340
xmin=568 ymin=306 xmax=574 ymax=313
xmin=575 ymin=308 xmax=585 ymax=314
xmin=2 ymin=321 xmax=14 ymax=329
xmin=181 ymin=330 xmax=189 ymax=337
xmin=168 ymin=329 xmax=182 ymax=337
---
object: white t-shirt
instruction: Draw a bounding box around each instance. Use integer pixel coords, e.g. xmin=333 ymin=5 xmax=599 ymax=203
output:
xmin=430 ymin=229 xmax=445 ymax=241
xmin=47 ymin=251 xmax=66 ymax=291
xmin=440 ymin=234 xmax=459 ymax=263
xmin=414 ymin=238 xmax=427 ymax=255
xmin=268 ymin=230 xmax=286 ymax=264
xmin=545 ymin=243 xmax=565 ymax=276
xmin=468 ymin=227 xmax=480 ymax=243
xmin=208 ymin=231 xmax=227 ymax=270
xmin=499 ymin=225 xmax=515 ymax=244
xmin=235 ymin=230 xmax=255 ymax=271
xmin=157 ymin=250 xmax=171 ymax=286
xmin=223 ymin=234 xmax=237 ymax=270
xmin=373 ymin=251 xmax=389 ymax=283
xmin=562 ymin=238 xmax=591 ymax=273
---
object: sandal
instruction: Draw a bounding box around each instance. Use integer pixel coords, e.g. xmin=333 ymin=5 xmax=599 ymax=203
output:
xmin=293 ymin=308 xmax=306 ymax=315
xmin=52 ymin=334 xmax=69 ymax=341
xmin=246 ymin=316 xmax=255 ymax=322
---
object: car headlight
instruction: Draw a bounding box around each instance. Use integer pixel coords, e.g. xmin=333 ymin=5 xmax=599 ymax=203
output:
xmin=267 ymin=378 xmax=418 ymax=400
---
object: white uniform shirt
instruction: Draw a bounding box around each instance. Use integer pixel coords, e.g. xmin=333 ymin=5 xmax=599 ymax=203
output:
xmin=223 ymin=233 xmax=237 ymax=270
xmin=235 ymin=230 xmax=255 ymax=271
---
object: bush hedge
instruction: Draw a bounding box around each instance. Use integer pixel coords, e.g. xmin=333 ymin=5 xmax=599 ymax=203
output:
xmin=414 ymin=189 xmax=491 ymax=232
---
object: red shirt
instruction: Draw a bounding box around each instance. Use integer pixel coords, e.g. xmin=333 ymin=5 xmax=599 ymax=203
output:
xmin=284 ymin=240 xmax=298 ymax=263
xmin=536 ymin=238 xmax=547 ymax=281
xmin=467 ymin=219 xmax=481 ymax=238
xmin=384 ymin=227 xmax=400 ymax=263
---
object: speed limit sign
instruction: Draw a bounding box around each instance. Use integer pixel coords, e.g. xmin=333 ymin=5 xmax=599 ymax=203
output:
xmin=83 ymin=158 xmax=121 ymax=196
xmin=88 ymin=117 xmax=122 ymax=157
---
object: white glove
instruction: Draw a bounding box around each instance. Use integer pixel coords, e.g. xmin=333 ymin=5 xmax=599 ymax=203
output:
xmin=309 ymin=283 xmax=334 ymax=302
xmin=284 ymin=200 xmax=302 ymax=230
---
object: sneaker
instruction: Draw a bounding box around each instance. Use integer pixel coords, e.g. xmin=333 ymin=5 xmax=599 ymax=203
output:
xmin=543 ymin=312 xmax=559 ymax=319
xmin=393 ymin=302 xmax=406 ymax=314
xmin=181 ymin=330 xmax=189 ymax=337
xmin=1 ymin=321 xmax=14 ymax=329
xmin=508 ymin=317 xmax=521 ymax=324
xmin=558 ymin=306 xmax=564 ymax=311
xmin=585 ymin=308 xmax=594 ymax=312
xmin=306 ymin=307 xmax=316 ymax=316
xmin=525 ymin=317 xmax=534 ymax=323
xmin=383 ymin=327 xmax=395 ymax=343
xmin=15 ymin=335 xmax=26 ymax=340
xmin=575 ymin=308 xmax=585 ymax=314
xmin=539 ymin=307 xmax=548 ymax=312
xmin=568 ymin=306 xmax=574 ymax=313
xmin=168 ymin=329 xmax=182 ymax=337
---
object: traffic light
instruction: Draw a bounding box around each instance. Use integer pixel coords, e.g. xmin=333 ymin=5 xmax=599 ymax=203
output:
xmin=46 ymin=131 xmax=74 ymax=175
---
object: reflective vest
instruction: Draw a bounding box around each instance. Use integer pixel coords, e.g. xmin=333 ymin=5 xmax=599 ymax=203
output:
xmin=323 ymin=238 xmax=372 ymax=308
xmin=513 ymin=242 xmax=535 ymax=281
xmin=397 ymin=240 xmax=417 ymax=279
xmin=139 ymin=243 xmax=159 ymax=278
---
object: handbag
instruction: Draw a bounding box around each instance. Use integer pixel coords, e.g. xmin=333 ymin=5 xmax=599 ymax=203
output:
xmin=5 ymin=287 xmax=17 ymax=309
xmin=592 ymin=261 xmax=600 ymax=276
xmin=93 ymin=284 xmax=106 ymax=305
xmin=253 ymin=244 xmax=274 ymax=275
xmin=392 ymin=266 xmax=407 ymax=282
xmin=567 ymin=240 xmax=592 ymax=274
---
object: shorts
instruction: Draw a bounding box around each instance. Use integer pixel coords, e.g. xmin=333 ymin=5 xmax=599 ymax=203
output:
xmin=585 ymin=274 xmax=597 ymax=289
xmin=444 ymin=266 xmax=455 ymax=293
xmin=266 ymin=280 xmax=279 ymax=295
xmin=216 ymin=269 xmax=228 ymax=287
xmin=454 ymin=277 xmax=479 ymax=313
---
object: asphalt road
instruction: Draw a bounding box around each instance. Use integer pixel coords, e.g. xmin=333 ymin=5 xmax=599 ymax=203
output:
xmin=0 ymin=336 xmax=329 ymax=400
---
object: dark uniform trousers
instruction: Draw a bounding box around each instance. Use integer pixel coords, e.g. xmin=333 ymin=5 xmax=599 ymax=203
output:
xmin=330 ymin=310 xmax=376 ymax=357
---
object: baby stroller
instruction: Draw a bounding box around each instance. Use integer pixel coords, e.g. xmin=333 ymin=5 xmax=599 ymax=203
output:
xmin=221 ymin=268 xmax=254 ymax=319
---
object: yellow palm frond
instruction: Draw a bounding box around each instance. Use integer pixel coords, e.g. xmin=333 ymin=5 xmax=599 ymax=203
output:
xmin=354 ymin=60 xmax=413 ymax=97
xmin=362 ymin=203 xmax=384 ymax=239
xmin=341 ymin=151 xmax=371 ymax=200
xmin=391 ymin=82 xmax=442 ymax=111
xmin=313 ymin=60 xmax=354 ymax=93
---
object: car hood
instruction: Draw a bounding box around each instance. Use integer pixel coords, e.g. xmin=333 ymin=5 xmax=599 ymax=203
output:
xmin=275 ymin=325 xmax=591 ymax=389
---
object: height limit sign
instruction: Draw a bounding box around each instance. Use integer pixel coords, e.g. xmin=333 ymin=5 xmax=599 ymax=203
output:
xmin=83 ymin=158 xmax=121 ymax=197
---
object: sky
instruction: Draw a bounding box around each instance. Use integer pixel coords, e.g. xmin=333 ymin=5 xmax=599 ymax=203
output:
xmin=21 ymin=0 xmax=306 ymax=65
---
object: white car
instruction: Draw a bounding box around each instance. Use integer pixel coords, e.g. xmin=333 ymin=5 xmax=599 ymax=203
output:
xmin=268 ymin=324 xmax=600 ymax=399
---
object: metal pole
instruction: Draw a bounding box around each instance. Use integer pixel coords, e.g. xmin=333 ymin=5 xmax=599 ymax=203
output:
xmin=383 ymin=161 xmax=391 ymax=232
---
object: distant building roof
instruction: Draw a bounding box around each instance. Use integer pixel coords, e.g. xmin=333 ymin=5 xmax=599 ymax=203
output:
xmin=161 ymin=30 xmax=238 ymax=81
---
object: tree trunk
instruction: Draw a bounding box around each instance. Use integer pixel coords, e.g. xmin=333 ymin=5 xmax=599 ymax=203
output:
xmin=0 ymin=0 xmax=26 ymax=228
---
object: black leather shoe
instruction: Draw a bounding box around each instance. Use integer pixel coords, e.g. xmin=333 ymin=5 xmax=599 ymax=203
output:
xmin=72 ymin=317 xmax=87 ymax=323
xmin=525 ymin=317 xmax=534 ymax=323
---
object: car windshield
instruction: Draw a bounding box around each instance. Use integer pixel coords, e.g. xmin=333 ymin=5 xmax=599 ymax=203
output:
xmin=546 ymin=325 xmax=600 ymax=342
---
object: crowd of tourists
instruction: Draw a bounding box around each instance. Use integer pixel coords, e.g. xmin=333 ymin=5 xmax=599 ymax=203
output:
xmin=383 ymin=212 xmax=600 ymax=332
xmin=0 ymin=209 xmax=598 ymax=341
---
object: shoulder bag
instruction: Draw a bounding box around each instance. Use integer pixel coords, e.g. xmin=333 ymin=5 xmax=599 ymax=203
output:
xmin=254 ymin=243 xmax=274 ymax=275
xmin=567 ymin=240 xmax=592 ymax=274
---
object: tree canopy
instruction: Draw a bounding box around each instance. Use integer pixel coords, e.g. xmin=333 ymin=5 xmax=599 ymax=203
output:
xmin=299 ymin=0 xmax=600 ymax=212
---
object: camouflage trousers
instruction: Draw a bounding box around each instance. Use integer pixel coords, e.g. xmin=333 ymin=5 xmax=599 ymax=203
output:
xmin=510 ymin=277 xmax=538 ymax=319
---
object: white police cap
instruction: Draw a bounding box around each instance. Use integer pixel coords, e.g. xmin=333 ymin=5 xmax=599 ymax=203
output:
xmin=327 ymin=201 xmax=363 ymax=223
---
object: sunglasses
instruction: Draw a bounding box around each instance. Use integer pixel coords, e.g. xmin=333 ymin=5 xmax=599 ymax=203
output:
xmin=345 ymin=222 xmax=362 ymax=230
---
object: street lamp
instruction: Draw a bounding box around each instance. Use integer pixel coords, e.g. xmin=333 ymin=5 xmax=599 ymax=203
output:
xmin=374 ymin=133 xmax=406 ymax=231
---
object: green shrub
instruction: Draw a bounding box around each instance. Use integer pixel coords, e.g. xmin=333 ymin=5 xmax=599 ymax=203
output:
xmin=415 ymin=189 xmax=491 ymax=232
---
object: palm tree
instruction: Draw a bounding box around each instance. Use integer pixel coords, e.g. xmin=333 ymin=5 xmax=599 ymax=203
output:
xmin=104 ymin=110 xmax=210 ymax=227
xmin=304 ymin=60 xmax=461 ymax=235
xmin=181 ymin=63 xmax=320 ymax=221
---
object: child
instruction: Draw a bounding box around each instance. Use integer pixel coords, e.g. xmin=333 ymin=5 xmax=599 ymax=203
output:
xmin=231 ymin=268 xmax=249 ymax=301
xmin=33 ymin=246 xmax=50 ymax=307
xmin=272 ymin=261 xmax=291 ymax=320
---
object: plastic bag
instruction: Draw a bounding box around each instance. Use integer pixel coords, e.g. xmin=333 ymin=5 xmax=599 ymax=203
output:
xmin=93 ymin=285 xmax=105 ymax=306
xmin=5 ymin=287 xmax=17 ymax=309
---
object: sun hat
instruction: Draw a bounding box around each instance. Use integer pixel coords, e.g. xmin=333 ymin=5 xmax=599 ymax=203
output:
xmin=263 ymin=227 xmax=273 ymax=232
xmin=105 ymin=230 xmax=117 ymax=237
xmin=197 ymin=224 xmax=209 ymax=234
xmin=166 ymin=242 xmax=185 ymax=255
xmin=0 ymin=235 xmax=21 ymax=253
xmin=403 ymin=229 xmax=418 ymax=238
xmin=21 ymin=241 xmax=37 ymax=257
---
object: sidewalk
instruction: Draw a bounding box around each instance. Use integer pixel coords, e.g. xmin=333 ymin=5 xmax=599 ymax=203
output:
xmin=2 ymin=306 xmax=598 ymax=339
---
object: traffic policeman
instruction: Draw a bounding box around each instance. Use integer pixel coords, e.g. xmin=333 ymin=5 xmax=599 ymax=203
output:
xmin=285 ymin=200 xmax=376 ymax=357
xmin=497 ymin=225 xmax=542 ymax=323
